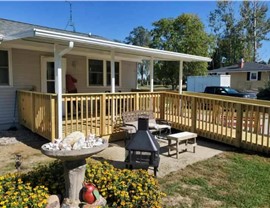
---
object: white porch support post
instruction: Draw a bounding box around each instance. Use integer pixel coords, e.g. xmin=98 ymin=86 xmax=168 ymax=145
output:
xmin=179 ymin=60 xmax=183 ymax=94
xmin=110 ymin=50 xmax=116 ymax=123
xmin=110 ymin=50 xmax=115 ymax=93
xmin=54 ymin=42 xmax=74 ymax=139
xmin=150 ymin=57 xmax=154 ymax=92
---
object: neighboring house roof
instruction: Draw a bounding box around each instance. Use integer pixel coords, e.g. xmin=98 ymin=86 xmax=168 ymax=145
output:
xmin=0 ymin=18 xmax=211 ymax=62
xmin=209 ymin=62 xmax=270 ymax=73
xmin=0 ymin=18 xmax=107 ymax=40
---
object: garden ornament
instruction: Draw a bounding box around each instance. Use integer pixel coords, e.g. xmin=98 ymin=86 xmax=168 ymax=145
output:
xmin=82 ymin=182 xmax=100 ymax=204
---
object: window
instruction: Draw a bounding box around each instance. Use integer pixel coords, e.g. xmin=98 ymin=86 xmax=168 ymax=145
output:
xmin=247 ymin=71 xmax=261 ymax=81
xmin=0 ymin=50 xmax=10 ymax=85
xmin=250 ymin=72 xmax=258 ymax=80
xmin=106 ymin=61 xmax=119 ymax=86
xmin=88 ymin=59 xmax=103 ymax=86
xmin=88 ymin=59 xmax=120 ymax=86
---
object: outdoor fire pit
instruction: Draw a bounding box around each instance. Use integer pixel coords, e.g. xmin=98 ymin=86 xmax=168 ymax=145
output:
xmin=41 ymin=132 xmax=108 ymax=207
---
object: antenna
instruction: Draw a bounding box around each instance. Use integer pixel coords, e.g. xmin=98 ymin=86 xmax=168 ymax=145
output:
xmin=65 ymin=1 xmax=76 ymax=32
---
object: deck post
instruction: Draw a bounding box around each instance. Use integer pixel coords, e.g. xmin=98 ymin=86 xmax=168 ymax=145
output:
xmin=160 ymin=92 xmax=165 ymax=120
xmin=50 ymin=95 xmax=56 ymax=141
xmin=135 ymin=93 xmax=139 ymax=111
xmin=191 ymin=96 xmax=197 ymax=133
xmin=236 ymin=103 xmax=243 ymax=147
xmin=100 ymin=94 xmax=106 ymax=136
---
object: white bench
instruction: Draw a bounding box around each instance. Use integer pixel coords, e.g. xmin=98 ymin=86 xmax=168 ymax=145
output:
xmin=167 ymin=131 xmax=197 ymax=159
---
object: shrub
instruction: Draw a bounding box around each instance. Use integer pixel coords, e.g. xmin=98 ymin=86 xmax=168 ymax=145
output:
xmin=0 ymin=160 xmax=165 ymax=207
xmin=85 ymin=160 xmax=165 ymax=207
xmin=0 ymin=173 xmax=49 ymax=208
xmin=257 ymin=81 xmax=270 ymax=100
xmin=21 ymin=161 xmax=65 ymax=196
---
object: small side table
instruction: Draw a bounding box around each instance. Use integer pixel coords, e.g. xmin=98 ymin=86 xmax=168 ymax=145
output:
xmin=167 ymin=132 xmax=197 ymax=159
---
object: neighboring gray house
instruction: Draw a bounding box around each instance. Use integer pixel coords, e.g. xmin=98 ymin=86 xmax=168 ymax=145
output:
xmin=0 ymin=18 xmax=210 ymax=131
xmin=208 ymin=61 xmax=270 ymax=92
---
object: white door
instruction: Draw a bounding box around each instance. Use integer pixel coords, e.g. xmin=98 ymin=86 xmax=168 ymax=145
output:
xmin=41 ymin=57 xmax=66 ymax=93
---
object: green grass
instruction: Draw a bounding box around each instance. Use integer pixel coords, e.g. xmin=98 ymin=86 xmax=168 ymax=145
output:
xmin=159 ymin=152 xmax=270 ymax=208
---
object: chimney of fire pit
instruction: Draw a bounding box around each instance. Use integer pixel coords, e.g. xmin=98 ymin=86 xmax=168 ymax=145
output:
xmin=126 ymin=116 xmax=160 ymax=152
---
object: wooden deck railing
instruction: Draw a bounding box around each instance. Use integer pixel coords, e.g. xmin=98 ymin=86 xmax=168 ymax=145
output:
xmin=17 ymin=90 xmax=270 ymax=154
xmin=18 ymin=90 xmax=57 ymax=140
xmin=61 ymin=92 xmax=162 ymax=137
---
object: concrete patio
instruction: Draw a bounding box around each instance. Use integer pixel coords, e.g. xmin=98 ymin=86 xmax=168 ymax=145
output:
xmin=93 ymin=136 xmax=236 ymax=178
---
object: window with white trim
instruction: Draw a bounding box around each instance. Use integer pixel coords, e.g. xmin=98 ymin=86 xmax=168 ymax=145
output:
xmin=247 ymin=71 xmax=261 ymax=81
xmin=0 ymin=50 xmax=10 ymax=85
xmin=88 ymin=59 xmax=120 ymax=86
xmin=250 ymin=72 xmax=258 ymax=80
xmin=88 ymin=59 xmax=103 ymax=86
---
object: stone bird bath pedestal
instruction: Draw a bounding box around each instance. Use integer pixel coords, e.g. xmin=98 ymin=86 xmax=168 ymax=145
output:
xmin=41 ymin=139 xmax=108 ymax=207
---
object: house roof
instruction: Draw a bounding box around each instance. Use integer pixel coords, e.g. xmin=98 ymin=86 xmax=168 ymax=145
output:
xmin=0 ymin=18 xmax=211 ymax=63
xmin=0 ymin=18 xmax=107 ymax=40
xmin=209 ymin=62 xmax=270 ymax=73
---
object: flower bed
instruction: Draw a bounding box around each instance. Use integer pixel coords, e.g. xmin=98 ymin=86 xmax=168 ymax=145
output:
xmin=0 ymin=174 xmax=49 ymax=207
xmin=85 ymin=160 xmax=165 ymax=207
xmin=0 ymin=159 xmax=165 ymax=207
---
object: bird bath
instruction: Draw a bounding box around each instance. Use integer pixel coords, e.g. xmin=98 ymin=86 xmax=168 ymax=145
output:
xmin=41 ymin=138 xmax=108 ymax=207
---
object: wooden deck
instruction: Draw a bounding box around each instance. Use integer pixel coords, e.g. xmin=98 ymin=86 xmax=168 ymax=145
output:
xmin=17 ymin=90 xmax=270 ymax=154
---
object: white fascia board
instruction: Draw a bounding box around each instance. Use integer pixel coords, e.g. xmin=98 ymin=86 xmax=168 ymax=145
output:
xmin=33 ymin=28 xmax=212 ymax=62
xmin=2 ymin=29 xmax=35 ymax=41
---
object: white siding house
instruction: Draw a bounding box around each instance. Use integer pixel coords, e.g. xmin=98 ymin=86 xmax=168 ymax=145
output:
xmin=0 ymin=18 xmax=211 ymax=131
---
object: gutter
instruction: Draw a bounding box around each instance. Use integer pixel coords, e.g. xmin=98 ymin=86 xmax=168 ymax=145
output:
xmin=33 ymin=28 xmax=212 ymax=62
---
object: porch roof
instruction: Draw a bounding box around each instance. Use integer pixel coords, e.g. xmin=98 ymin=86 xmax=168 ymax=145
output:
xmin=3 ymin=28 xmax=211 ymax=62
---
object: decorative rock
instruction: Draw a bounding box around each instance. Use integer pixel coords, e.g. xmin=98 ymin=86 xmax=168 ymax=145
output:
xmin=42 ymin=131 xmax=105 ymax=151
xmin=46 ymin=195 xmax=61 ymax=208
xmin=63 ymin=131 xmax=85 ymax=147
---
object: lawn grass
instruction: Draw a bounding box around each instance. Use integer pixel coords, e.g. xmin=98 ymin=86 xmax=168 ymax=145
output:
xmin=159 ymin=152 xmax=270 ymax=208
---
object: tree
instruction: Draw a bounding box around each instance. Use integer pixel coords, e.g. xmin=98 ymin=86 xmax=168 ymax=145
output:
xmin=239 ymin=1 xmax=270 ymax=62
xmin=125 ymin=26 xmax=151 ymax=86
xmin=209 ymin=0 xmax=270 ymax=67
xmin=151 ymin=14 xmax=211 ymax=89
xmin=209 ymin=1 xmax=245 ymax=68
xmin=125 ymin=26 xmax=151 ymax=47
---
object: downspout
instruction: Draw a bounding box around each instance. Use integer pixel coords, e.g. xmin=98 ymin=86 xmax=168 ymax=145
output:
xmin=54 ymin=41 xmax=74 ymax=139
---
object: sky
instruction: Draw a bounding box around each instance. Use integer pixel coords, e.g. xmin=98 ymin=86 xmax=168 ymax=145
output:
xmin=0 ymin=1 xmax=270 ymax=62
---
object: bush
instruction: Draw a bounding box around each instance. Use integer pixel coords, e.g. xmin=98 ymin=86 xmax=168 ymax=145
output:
xmin=257 ymin=81 xmax=270 ymax=100
xmin=85 ymin=160 xmax=165 ymax=207
xmin=0 ymin=160 xmax=165 ymax=207
xmin=21 ymin=161 xmax=65 ymax=196
xmin=0 ymin=173 xmax=49 ymax=208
